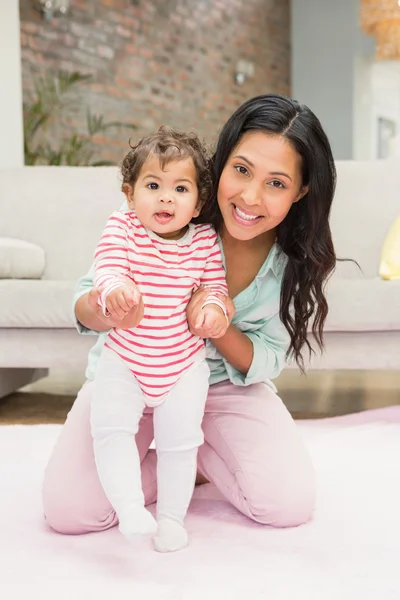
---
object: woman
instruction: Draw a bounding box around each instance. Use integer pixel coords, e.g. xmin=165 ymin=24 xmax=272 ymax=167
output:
xmin=42 ymin=94 xmax=336 ymax=533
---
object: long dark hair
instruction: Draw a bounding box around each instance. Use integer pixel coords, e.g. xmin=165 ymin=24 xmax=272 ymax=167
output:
xmin=199 ymin=94 xmax=337 ymax=370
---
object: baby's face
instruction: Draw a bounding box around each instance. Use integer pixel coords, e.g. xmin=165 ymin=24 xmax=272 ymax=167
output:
xmin=124 ymin=155 xmax=200 ymax=240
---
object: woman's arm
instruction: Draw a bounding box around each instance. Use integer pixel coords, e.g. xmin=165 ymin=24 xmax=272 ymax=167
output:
xmin=187 ymin=288 xmax=290 ymax=383
xmin=187 ymin=287 xmax=252 ymax=373
xmin=75 ymin=289 xmax=111 ymax=332
xmin=210 ymin=325 xmax=253 ymax=375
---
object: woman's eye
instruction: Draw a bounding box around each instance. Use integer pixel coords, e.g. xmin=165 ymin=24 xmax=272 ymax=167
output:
xmin=235 ymin=165 xmax=249 ymax=176
xmin=176 ymin=185 xmax=187 ymax=193
xmin=147 ymin=182 xmax=159 ymax=190
xmin=269 ymin=180 xmax=285 ymax=189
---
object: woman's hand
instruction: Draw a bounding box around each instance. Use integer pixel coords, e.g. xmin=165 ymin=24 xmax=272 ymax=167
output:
xmin=187 ymin=287 xmax=235 ymax=339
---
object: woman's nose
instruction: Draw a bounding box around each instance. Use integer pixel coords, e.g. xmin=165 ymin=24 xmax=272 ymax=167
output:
xmin=241 ymin=182 xmax=262 ymax=206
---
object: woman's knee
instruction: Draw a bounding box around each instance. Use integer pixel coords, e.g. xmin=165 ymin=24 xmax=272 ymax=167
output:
xmin=43 ymin=487 xmax=117 ymax=535
xmin=42 ymin=380 xmax=116 ymax=535
xmin=42 ymin=459 xmax=118 ymax=535
xmin=240 ymin=459 xmax=316 ymax=527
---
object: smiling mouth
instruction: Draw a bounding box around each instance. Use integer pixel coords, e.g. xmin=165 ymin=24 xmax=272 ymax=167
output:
xmin=232 ymin=204 xmax=263 ymax=224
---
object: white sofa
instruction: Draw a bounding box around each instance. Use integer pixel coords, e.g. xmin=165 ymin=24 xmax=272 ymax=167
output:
xmin=0 ymin=162 xmax=399 ymax=397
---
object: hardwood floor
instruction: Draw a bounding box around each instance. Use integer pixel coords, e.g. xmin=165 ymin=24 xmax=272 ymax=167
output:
xmin=1 ymin=369 xmax=399 ymax=425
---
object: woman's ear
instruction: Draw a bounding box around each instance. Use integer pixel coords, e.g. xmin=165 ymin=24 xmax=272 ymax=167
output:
xmin=122 ymin=183 xmax=135 ymax=209
xmin=294 ymin=185 xmax=309 ymax=203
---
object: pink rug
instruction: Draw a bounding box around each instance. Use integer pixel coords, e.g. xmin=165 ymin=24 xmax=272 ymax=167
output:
xmin=1 ymin=407 xmax=400 ymax=600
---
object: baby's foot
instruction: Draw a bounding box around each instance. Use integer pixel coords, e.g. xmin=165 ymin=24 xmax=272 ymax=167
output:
xmin=118 ymin=506 xmax=157 ymax=543
xmin=153 ymin=518 xmax=188 ymax=553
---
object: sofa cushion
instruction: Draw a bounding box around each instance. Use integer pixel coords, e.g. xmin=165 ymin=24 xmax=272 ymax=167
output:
xmin=1 ymin=277 xmax=398 ymax=333
xmin=0 ymin=238 xmax=45 ymax=279
xmin=324 ymin=277 xmax=400 ymax=332
xmin=0 ymin=280 xmax=76 ymax=328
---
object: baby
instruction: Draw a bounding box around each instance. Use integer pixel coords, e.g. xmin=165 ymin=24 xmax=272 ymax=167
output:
xmin=91 ymin=126 xmax=229 ymax=552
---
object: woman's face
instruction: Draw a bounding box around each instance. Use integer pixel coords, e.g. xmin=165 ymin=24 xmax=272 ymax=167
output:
xmin=217 ymin=131 xmax=307 ymax=242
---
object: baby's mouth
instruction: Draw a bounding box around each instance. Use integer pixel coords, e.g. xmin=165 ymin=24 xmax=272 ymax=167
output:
xmin=154 ymin=211 xmax=174 ymax=224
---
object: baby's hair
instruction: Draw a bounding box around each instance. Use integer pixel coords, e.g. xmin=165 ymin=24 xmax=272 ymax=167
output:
xmin=121 ymin=126 xmax=211 ymax=207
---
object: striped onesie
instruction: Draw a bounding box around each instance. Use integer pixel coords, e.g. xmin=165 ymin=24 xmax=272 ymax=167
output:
xmin=93 ymin=210 xmax=228 ymax=405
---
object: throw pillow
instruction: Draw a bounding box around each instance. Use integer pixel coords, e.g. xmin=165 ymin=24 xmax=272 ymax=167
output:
xmin=379 ymin=216 xmax=400 ymax=280
xmin=0 ymin=237 xmax=45 ymax=279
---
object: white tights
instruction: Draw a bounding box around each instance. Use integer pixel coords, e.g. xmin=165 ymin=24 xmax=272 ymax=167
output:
xmin=90 ymin=349 xmax=209 ymax=552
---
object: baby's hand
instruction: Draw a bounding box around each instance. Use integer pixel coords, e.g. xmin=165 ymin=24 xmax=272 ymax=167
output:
xmin=195 ymin=303 xmax=229 ymax=339
xmin=104 ymin=281 xmax=141 ymax=320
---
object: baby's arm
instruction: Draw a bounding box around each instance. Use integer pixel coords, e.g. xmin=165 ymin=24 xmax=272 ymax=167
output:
xmin=193 ymin=230 xmax=231 ymax=339
xmin=94 ymin=212 xmax=141 ymax=323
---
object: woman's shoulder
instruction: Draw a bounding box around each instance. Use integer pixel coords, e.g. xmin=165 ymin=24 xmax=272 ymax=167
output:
xmin=250 ymin=243 xmax=287 ymax=288
xmin=267 ymin=244 xmax=288 ymax=281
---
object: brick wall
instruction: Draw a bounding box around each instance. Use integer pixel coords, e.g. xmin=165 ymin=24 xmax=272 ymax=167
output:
xmin=19 ymin=0 xmax=290 ymax=164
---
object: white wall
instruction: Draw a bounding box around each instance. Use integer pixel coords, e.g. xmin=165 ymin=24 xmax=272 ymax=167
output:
xmin=291 ymin=0 xmax=374 ymax=160
xmin=370 ymin=62 xmax=400 ymax=159
xmin=353 ymin=55 xmax=374 ymax=160
xmin=353 ymin=58 xmax=400 ymax=160
xmin=0 ymin=0 xmax=24 ymax=168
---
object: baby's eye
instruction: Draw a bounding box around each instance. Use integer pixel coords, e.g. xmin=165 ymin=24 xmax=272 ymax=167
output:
xmin=147 ymin=182 xmax=159 ymax=190
xmin=176 ymin=185 xmax=188 ymax=193
xmin=269 ymin=180 xmax=285 ymax=189
xmin=235 ymin=165 xmax=249 ymax=176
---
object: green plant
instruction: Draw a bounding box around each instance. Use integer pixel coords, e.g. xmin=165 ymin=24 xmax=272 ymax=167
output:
xmin=23 ymin=70 xmax=135 ymax=166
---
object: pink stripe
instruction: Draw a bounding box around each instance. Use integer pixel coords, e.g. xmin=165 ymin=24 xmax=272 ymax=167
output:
xmin=127 ymin=251 xmax=215 ymax=265
xmin=96 ymin=255 xmax=129 ymax=264
xmin=133 ymin=359 xmax=195 ymax=380
xmin=129 ymin=240 xmax=211 ymax=255
xmin=144 ymin=304 xmax=182 ymax=310
xmin=99 ymin=233 xmax=127 ymax=243
xmin=127 ymin=258 xmax=205 ymax=271
xmin=127 ymin=231 xmax=148 ymax=239
xmin=142 ymin=308 xmax=186 ymax=320
xmin=126 ymin=232 xmax=213 ymax=247
xmin=113 ymin=335 xmax=199 ymax=358
xmin=203 ymin=250 xmax=222 ymax=262
xmin=107 ymin=334 xmax=201 ymax=369
xmin=201 ymin=267 xmax=226 ymax=274
xmin=118 ymin=329 xmax=192 ymax=349
xmin=95 ymin=247 xmax=128 ymax=258
xmin=137 ymin=279 xmax=193 ymax=288
xmin=144 ymin=292 xmax=189 ymax=299
xmin=108 ymin=215 xmax=129 ymax=227
xmin=135 ymin=370 xmax=189 ymax=385
xmin=136 ymin=316 xmax=187 ymax=331
xmin=199 ymin=275 xmax=227 ymax=283
xmin=123 ymin=328 xmax=189 ymax=341
xmin=193 ymin=228 xmax=215 ymax=240
xmin=96 ymin=262 xmax=131 ymax=270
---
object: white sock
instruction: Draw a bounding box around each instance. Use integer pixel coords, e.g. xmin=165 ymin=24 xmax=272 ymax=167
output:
xmin=118 ymin=505 xmax=157 ymax=543
xmin=153 ymin=518 xmax=188 ymax=553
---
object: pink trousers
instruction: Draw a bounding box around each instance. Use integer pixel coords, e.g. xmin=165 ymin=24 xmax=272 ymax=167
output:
xmin=42 ymin=379 xmax=316 ymax=534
